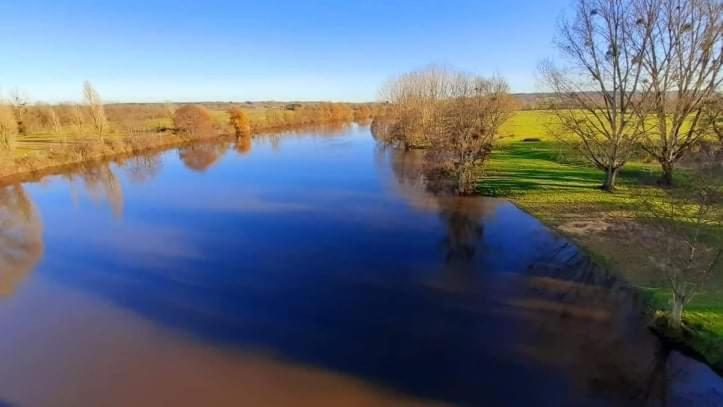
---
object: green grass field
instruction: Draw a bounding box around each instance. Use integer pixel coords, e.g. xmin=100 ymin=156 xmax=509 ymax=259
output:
xmin=487 ymin=110 xmax=723 ymax=370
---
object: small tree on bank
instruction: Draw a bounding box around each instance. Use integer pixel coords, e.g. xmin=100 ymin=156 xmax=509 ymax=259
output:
xmin=0 ymin=103 xmax=18 ymax=150
xmin=543 ymin=0 xmax=649 ymax=191
xmin=174 ymin=105 xmax=215 ymax=138
xmin=228 ymin=107 xmax=251 ymax=137
xmin=634 ymin=0 xmax=723 ymax=186
xmin=70 ymin=104 xmax=85 ymax=136
xmin=83 ymin=81 xmax=108 ymax=142
xmin=47 ymin=107 xmax=63 ymax=143
xmin=426 ymin=76 xmax=515 ymax=194
xmin=638 ymin=180 xmax=722 ymax=329
xmin=9 ymin=90 xmax=29 ymax=137
xmin=375 ymin=66 xmax=515 ymax=194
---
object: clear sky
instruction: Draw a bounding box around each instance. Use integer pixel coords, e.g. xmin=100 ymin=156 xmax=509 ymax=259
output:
xmin=0 ymin=0 xmax=570 ymax=103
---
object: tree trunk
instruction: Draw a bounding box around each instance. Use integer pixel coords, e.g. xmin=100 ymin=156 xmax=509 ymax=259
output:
xmin=670 ymin=294 xmax=684 ymax=330
xmin=659 ymin=161 xmax=674 ymax=187
xmin=601 ymin=167 xmax=618 ymax=192
xmin=17 ymin=120 xmax=26 ymax=137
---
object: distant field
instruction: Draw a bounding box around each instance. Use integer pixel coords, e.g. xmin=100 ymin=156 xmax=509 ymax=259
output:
xmin=499 ymin=110 xmax=563 ymax=143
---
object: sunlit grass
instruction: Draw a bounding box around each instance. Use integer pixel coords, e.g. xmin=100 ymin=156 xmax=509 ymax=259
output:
xmin=484 ymin=110 xmax=723 ymax=367
xmin=645 ymin=288 xmax=723 ymax=370
xmin=481 ymin=139 xmax=662 ymax=223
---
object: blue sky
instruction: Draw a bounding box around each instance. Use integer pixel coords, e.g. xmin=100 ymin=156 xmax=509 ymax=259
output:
xmin=0 ymin=0 xmax=570 ymax=102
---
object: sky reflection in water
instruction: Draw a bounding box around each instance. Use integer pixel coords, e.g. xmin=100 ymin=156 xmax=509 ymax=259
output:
xmin=0 ymin=124 xmax=721 ymax=406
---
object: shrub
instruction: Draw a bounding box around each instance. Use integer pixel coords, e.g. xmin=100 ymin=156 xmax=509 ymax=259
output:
xmin=228 ymin=107 xmax=251 ymax=136
xmin=174 ymin=105 xmax=215 ymax=138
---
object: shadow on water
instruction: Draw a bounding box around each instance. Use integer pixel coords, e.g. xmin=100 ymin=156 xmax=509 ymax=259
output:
xmin=6 ymin=126 xmax=722 ymax=405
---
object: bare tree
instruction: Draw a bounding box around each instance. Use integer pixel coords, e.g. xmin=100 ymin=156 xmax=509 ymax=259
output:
xmin=0 ymin=103 xmax=18 ymax=151
xmin=83 ymin=81 xmax=108 ymax=142
xmin=700 ymin=94 xmax=722 ymax=144
xmin=426 ymin=76 xmax=516 ymax=194
xmin=637 ymin=179 xmax=722 ymax=329
xmin=376 ymin=66 xmax=458 ymax=148
xmin=375 ymin=66 xmax=515 ymax=194
xmin=633 ymin=0 xmax=723 ymax=186
xmin=542 ymin=0 xmax=648 ymax=191
xmin=70 ymin=103 xmax=85 ymax=136
xmin=47 ymin=106 xmax=64 ymax=143
xmin=8 ymin=89 xmax=29 ymax=137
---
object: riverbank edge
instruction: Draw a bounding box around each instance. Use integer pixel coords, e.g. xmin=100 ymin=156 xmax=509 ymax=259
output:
xmin=0 ymin=121 xmax=360 ymax=187
xmin=0 ymin=131 xmax=198 ymax=186
xmin=507 ymin=199 xmax=723 ymax=377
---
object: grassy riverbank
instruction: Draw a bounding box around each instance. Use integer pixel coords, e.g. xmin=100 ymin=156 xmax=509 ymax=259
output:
xmin=485 ymin=110 xmax=723 ymax=372
xmin=0 ymin=103 xmax=366 ymax=184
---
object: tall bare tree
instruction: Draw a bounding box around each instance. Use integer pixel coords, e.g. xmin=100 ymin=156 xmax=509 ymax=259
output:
xmin=375 ymin=66 xmax=515 ymax=194
xmin=543 ymin=0 xmax=649 ymax=191
xmin=8 ymin=89 xmax=29 ymax=137
xmin=426 ymin=76 xmax=516 ymax=194
xmin=83 ymin=81 xmax=108 ymax=142
xmin=0 ymin=103 xmax=18 ymax=150
xmin=634 ymin=0 xmax=723 ymax=186
xmin=47 ymin=106 xmax=64 ymax=143
xmin=70 ymin=103 xmax=85 ymax=136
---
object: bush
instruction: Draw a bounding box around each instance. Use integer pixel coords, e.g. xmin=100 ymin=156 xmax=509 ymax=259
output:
xmin=174 ymin=105 xmax=215 ymax=138
xmin=228 ymin=107 xmax=251 ymax=136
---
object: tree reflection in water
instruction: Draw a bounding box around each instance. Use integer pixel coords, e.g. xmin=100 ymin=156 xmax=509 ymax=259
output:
xmin=64 ymin=163 xmax=125 ymax=218
xmin=120 ymin=152 xmax=163 ymax=184
xmin=510 ymin=225 xmax=682 ymax=403
xmin=0 ymin=184 xmax=43 ymax=297
xmin=179 ymin=142 xmax=230 ymax=172
xmin=385 ymin=147 xmax=494 ymax=290
xmin=382 ymin=146 xmax=687 ymax=404
xmin=234 ymin=134 xmax=252 ymax=156
xmin=254 ymin=123 xmax=354 ymax=152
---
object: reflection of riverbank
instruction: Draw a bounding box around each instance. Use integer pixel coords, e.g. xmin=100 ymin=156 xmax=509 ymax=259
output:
xmin=0 ymin=184 xmax=43 ymax=297
xmin=179 ymin=142 xmax=231 ymax=173
xmin=380 ymin=145 xmax=722 ymax=404
xmin=0 ymin=121 xmax=361 ymax=189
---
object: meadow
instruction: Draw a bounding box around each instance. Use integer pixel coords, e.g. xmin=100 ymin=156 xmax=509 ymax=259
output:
xmin=490 ymin=110 xmax=723 ymax=371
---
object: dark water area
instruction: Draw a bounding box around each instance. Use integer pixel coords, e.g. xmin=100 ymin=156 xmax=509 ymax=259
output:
xmin=0 ymin=125 xmax=721 ymax=406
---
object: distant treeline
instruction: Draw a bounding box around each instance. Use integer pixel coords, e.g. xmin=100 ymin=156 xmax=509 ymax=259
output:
xmin=0 ymin=85 xmax=380 ymax=144
xmin=0 ymin=83 xmax=379 ymax=181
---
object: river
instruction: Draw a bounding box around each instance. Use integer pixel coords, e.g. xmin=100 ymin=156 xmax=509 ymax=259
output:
xmin=0 ymin=124 xmax=721 ymax=406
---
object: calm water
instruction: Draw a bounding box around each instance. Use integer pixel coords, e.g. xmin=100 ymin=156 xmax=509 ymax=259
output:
xmin=0 ymin=125 xmax=721 ymax=406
